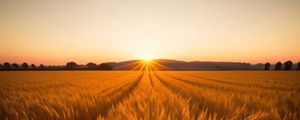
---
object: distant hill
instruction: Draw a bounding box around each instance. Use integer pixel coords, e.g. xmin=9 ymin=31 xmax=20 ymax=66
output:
xmin=107 ymin=59 xmax=265 ymax=70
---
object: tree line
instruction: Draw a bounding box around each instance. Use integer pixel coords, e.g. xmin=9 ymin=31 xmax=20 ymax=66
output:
xmin=264 ymin=61 xmax=300 ymax=70
xmin=0 ymin=62 xmax=112 ymax=71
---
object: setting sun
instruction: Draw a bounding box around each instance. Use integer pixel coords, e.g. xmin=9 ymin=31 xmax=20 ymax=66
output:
xmin=142 ymin=57 xmax=153 ymax=62
xmin=142 ymin=59 xmax=153 ymax=64
xmin=136 ymin=50 xmax=155 ymax=62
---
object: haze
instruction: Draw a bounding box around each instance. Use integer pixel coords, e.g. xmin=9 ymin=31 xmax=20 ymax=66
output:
xmin=1 ymin=0 xmax=300 ymax=65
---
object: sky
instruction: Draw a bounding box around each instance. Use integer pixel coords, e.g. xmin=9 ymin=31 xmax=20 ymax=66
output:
xmin=1 ymin=0 xmax=300 ymax=65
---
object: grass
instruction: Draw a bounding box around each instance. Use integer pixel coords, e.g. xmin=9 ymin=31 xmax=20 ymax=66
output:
xmin=0 ymin=71 xmax=299 ymax=120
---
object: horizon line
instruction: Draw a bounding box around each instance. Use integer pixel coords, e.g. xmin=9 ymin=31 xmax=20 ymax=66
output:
xmin=1 ymin=58 xmax=299 ymax=66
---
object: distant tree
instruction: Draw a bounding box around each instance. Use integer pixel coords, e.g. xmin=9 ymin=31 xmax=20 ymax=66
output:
xmin=39 ymin=64 xmax=45 ymax=70
xmin=22 ymin=63 xmax=29 ymax=69
xmin=264 ymin=62 xmax=270 ymax=70
xmin=0 ymin=64 xmax=3 ymax=70
xmin=11 ymin=63 xmax=19 ymax=70
xmin=66 ymin=62 xmax=77 ymax=70
xmin=3 ymin=62 xmax=11 ymax=70
xmin=283 ymin=61 xmax=293 ymax=70
xmin=97 ymin=63 xmax=113 ymax=70
xmin=47 ymin=65 xmax=53 ymax=70
xmin=87 ymin=62 xmax=97 ymax=70
xmin=274 ymin=62 xmax=282 ymax=70
xmin=31 ymin=64 xmax=36 ymax=70
xmin=297 ymin=62 xmax=300 ymax=70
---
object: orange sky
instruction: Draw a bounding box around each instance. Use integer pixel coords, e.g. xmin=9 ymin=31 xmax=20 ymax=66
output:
xmin=1 ymin=0 xmax=300 ymax=65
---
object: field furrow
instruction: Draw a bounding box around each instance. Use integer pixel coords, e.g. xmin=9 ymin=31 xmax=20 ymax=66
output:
xmin=161 ymin=72 xmax=240 ymax=93
xmin=162 ymin=71 xmax=299 ymax=98
xmin=148 ymin=71 xmax=195 ymax=119
xmin=102 ymin=70 xmax=195 ymax=119
xmin=96 ymin=72 xmax=143 ymax=118
xmin=153 ymin=71 xmax=225 ymax=119
xmin=0 ymin=71 xmax=142 ymax=120
xmin=184 ymin=71 xmax=300 ymax=89
xmin=175 ymin=72 xmax=295 ymax=91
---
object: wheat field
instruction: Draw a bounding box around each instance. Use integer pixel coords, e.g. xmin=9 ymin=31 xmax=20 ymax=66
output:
xmin=0 ymin=71 xmax=299 ymax=120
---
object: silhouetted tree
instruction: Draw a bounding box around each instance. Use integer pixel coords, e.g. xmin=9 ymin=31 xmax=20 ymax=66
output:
xmin=274 ymin=62 xmax=282 ymax=70
xmin=97 ymin=63 xmax=112 ymax=70
xmin=3 ymin=62 xmax=11 ymax=70
xmin=264 ymin=62 xmax=270 ymax=70
xmin=22 ymin=63 xmax=29 ymax=69
xmin=11 ymin=63 xmax=19 ymax=70
xmin=0 ymin=64 xmax=3 ymax=70
xmin=31 ymin=64 xmax=36 ymax=70
xmin=87 ymin=62 xmax=97 ymax=70
xmin=284 ymin=61 xmax=293 ymax=70
xmin=66 ymin=62 xmax=77 ymax=70
xmin=297 ymin=62 xmax=300 ymax=70
xmin=39 ymin=64 xmax=45 ymax=70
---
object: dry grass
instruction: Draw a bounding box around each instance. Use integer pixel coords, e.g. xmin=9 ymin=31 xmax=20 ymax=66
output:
xmin=0 ymin=71 xmax=299 ymax=120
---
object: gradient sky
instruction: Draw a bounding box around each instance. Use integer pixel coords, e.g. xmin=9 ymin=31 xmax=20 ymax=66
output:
xmin=1 ymin=0 xmax=300 ymax=65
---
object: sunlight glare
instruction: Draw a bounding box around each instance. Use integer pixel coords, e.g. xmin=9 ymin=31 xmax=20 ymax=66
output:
xmin=136 ymin=50 xmax=155 ymax=62
xmin=143 ymin=56 xmax=153 ymax=62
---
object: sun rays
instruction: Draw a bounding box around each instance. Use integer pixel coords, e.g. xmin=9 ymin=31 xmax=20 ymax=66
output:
xmin=135 ymin=59 xmax=171 ymax=71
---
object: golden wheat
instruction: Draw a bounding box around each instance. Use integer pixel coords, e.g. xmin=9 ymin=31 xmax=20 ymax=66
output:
xmin=0 ymin=71 xmax=299 ymax=120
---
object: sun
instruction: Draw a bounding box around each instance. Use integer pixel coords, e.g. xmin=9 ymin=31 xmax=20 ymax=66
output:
xmin=141 ymin=56 xmax=153 ymax=64
xmin=136 ymin=51 xmax=155 ymax=62
xmin=143 ymin=56 xmax=153 ymax=62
